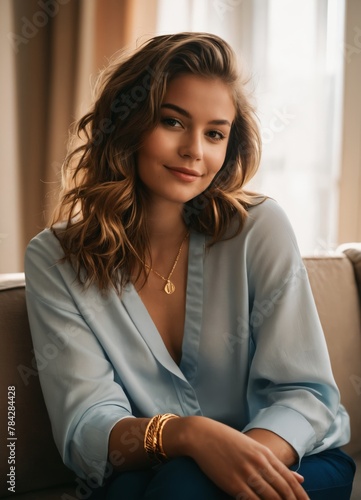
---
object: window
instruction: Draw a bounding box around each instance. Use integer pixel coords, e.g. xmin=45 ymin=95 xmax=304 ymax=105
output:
xmin=156 ymin=0 xmax=346 ymax=254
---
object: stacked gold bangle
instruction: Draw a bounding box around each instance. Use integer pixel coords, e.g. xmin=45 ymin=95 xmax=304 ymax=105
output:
xmin=144 ymin=413 xmax=179 ymax=463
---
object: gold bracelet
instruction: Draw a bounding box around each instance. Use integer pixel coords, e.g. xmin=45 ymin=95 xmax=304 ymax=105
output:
xmin=144 ymin=415 xmax=161 ymax=461
xmin=144 ymin=413 xmax=179 ymax=463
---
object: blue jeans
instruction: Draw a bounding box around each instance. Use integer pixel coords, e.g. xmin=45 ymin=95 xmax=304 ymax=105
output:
xmin=105 ymin=448 xmax=356 ymax=499
xmin=291 ymin=448 xmax=356 ymax=500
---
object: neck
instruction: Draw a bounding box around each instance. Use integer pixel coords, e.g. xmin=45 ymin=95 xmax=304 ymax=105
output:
xmin=133 ymin=200 xmax=189 ymax=291
xmin=145 ymin=201 xmax=188 ymax=248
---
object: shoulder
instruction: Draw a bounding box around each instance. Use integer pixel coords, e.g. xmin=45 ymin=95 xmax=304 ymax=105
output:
xmin=25 ymin=226 xmax=66 ymax=268
xmin=209 ymin=198 xmax=303 ymax=281
xmin=24 ymin=225 xmax=96 ymax=312
xmin=243 ymin=197 xmax=300 ymax=254
xmin=219 ymin=197 xmax=300 ymax=252
xmin=246 ymin=197 xmax=296 ymax=232
xmin=24 ymin=226 xmax=78 ymax=299
xmin=242 ymin=199 xmax=305 ymax=292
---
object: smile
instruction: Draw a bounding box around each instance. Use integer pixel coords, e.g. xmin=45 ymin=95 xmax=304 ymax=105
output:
xmin=165 ymin=166 xmax=202 ymax=182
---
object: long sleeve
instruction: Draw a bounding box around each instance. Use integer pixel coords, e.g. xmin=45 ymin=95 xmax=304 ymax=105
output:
xmin=241 ymin=200 xmax=350 ymax=459
xmin=25 ymin=232 xmax=134 ymax=481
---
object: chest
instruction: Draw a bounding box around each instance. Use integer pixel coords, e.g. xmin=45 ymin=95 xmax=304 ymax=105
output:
xmin=136 ymin=260 xmax=188 ymax=366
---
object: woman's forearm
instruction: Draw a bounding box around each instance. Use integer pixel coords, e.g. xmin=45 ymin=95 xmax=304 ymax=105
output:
xmin=109 ymin=417 xmax=298 ymax=472
xmin=245 ymin=428 xmax=298 ymax=467
xmin=108 ymin=415 xmax=193 ymax=471
xmin=108 ymin=417 xmax=150 ymax=471
xmin=109 ymin=416 xmax=306 ymax=498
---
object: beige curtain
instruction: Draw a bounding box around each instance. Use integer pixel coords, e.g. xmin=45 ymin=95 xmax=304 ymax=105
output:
xmin=338 ymin=0 xmax=361 ymax=244
xmin=13 ymin=0 xmax=80 ymax=253
xmin=2 ymin=0 xmax=157 ymax=272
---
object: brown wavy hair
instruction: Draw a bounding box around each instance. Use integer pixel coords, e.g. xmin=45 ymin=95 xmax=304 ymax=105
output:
xmin=51 ymin=32 xmax=262 ymax=292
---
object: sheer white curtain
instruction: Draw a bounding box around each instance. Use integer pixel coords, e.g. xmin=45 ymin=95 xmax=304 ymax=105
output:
xmin=156 ymin=0 xmax=346 ymax=255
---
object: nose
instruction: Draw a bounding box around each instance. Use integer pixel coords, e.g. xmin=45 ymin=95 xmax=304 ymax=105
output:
xmin=178 ymin=131 xmax=203 ymax=161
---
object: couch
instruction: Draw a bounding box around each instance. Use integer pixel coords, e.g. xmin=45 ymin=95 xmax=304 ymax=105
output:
xmin=0 ymin=244 xmax=360 ymax=499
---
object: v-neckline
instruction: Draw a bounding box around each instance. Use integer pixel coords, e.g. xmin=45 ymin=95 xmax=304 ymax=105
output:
xmin=121 ymin=231 xmax=205 ymax=383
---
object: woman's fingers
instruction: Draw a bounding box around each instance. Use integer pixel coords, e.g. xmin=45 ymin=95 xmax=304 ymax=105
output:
xmin=233 ymin=460 xmax=309 ymax=499
xmin=183 ymin=417 xmax=310 ymax=499
xmin=292 ymin=471 xmax=305 ymax=483
xmin=234 ymin=468 xmax=292 ymax=499
xmin=268 ymin=457 xmax=309 ymax=499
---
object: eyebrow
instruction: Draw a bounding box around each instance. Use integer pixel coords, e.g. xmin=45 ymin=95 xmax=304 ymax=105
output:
xmin=161 ymin=103 xmax=232 ymax=127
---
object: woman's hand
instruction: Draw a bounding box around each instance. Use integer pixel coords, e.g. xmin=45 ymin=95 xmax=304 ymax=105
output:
xmin=164 ymin=416 xmax=309 ymax=499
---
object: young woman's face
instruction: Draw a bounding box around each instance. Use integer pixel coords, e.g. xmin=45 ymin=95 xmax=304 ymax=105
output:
xmin=137 ymin=74 xmax=236 ymax=207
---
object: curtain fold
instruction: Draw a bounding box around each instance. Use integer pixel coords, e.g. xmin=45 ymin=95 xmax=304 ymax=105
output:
xmin=12 ymin=0 xmax=82 ymax=256
xmin=7 ymin=0 xmax=156 ymax=271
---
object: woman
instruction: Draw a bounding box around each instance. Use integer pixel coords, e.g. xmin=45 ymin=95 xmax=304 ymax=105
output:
xmin=25 ymin=33 xmax=355 ymax=499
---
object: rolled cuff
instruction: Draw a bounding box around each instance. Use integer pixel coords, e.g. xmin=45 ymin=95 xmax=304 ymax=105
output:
xmin=68 ymin=407 xmax=135 ymax=482
xmin=242 ymin=405 xmax=316 ymax=464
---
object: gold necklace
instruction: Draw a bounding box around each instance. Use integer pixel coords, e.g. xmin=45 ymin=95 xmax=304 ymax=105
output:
xmin=145 ymin=232 xmax=189 ymax=294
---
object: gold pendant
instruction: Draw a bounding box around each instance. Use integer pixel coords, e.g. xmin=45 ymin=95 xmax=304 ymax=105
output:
xmin=164 ymin=280 xmax=175 ymax=294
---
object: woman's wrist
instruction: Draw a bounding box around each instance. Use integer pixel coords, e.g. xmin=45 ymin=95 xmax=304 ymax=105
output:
xmin=144 ymin=413 xmax=180 ymax=462
xmin=245 ymin=428 xmax=298 ymax=466
xmin=161 ymin=415 xmax=204 ymax=459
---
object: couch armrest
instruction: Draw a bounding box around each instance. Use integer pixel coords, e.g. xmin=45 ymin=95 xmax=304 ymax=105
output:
xmin=0 ymin=273 xmax=25 ymax=290
xmin=338 ymin=243 xmax=361 ymax=302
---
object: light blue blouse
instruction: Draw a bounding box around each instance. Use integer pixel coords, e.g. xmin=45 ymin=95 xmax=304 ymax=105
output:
xmin=24 ymin=199 xmax=350 ymax=481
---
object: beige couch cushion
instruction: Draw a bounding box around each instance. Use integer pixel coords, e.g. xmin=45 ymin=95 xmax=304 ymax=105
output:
xmin=304 ymin=255 xmax=361 ymax=457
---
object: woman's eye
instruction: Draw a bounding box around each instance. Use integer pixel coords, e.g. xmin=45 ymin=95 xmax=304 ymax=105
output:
xmin=208 ymin=130 xmax=226 ymax=141
xmin=162 ymin=118 xmax=182 ymax=128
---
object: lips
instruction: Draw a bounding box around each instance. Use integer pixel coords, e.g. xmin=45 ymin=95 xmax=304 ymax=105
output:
xmin=165 ymin=166 xmax=202 ymax=182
